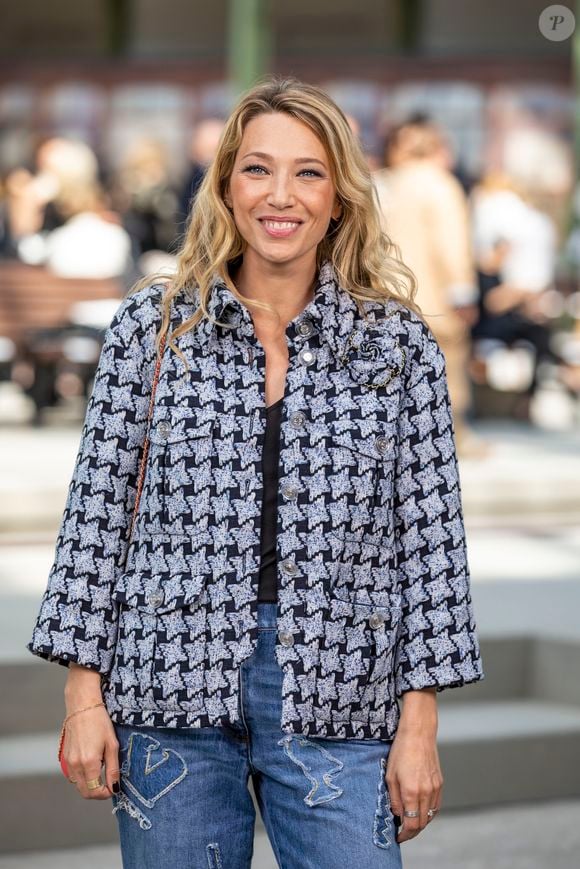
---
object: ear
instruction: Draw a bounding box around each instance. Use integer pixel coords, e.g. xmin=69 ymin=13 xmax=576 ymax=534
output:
xmin=331 ymin=198 xmax=343 ymax=221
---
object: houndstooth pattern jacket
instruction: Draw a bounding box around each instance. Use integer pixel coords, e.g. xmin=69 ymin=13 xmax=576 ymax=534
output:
xmin=27 ymin=260 xmax=484 ymax=741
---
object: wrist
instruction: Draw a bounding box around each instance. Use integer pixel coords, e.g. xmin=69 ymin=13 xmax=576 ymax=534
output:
xmin=65 ymin=665 xmax=102 ymax=707
xmin=399 ymin=687 xmax=438 ymax=734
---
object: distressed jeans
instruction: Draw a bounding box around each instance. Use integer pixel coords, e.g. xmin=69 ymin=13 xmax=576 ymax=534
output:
xmin=111 ymin=602 xmax=403 ymax=869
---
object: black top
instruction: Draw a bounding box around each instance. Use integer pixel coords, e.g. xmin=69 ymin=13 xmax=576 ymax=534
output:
xmin=257 ymin=396 xmax=283 ymax=602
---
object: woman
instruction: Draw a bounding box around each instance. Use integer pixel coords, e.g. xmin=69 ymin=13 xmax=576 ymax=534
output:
xmin=27 ymin=76 xmax=484 ymax=868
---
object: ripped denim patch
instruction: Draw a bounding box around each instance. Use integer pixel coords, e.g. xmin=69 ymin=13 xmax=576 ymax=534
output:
xmin=373 ymin=754 xmax=394 ymax=849
xmin=112 ymin=790 xmax=152 ymax=830
xmin=111 ymin=731 xmax=188 ymax=829
xmin=206 ymin=841 xmax=223 ymax=868
xmin=278 ymin=734 xmax=344 ymax=806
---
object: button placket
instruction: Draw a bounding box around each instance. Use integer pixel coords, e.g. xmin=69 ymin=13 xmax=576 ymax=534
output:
xmin=281 ymin=558 xmax=298 ymax=576
xmin=290 ymin=411 xmax=306 ymax=429
xmin=278 ymin=630 xmax=294 ymax=647
xmin=297 ymin=318 xmax=315 ymax=338
xmin=157 ymin=420 xmax=171 ymax=440
xmin=369 ymin=611 xmax=385 ymax=629
xmin=280 ymin=482 xmax=299 ymax=501
xmin=298 ymin=347 xmax=316 ymax=366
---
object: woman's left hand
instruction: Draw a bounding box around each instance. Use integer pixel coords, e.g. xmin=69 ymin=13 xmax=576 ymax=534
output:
xmin=385 ymin=722 xmax=444 ymax=843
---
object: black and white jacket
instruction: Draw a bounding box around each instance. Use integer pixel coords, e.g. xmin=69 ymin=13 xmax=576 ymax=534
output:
xmin=27 ymin=260 xmax=484 ymax=741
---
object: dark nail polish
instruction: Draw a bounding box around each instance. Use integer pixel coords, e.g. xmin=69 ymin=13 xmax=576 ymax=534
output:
xmin=112 ymin=781 xmax=120 ymax=794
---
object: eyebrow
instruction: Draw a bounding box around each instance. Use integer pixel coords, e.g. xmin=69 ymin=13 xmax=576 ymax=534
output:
xmin=240 ymin=151 xmax=327 ymax=167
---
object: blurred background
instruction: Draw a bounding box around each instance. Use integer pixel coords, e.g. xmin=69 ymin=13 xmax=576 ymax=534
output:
xmin=0 ymin=1 xmax=579 ymax=867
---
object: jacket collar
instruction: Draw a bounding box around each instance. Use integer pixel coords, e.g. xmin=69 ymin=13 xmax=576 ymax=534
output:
xmin=194 ymin=259 xmax=367 ymax=362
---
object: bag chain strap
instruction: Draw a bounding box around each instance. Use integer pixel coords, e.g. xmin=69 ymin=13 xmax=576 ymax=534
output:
xmin=127 ymin=332 xmax=167 ymax=544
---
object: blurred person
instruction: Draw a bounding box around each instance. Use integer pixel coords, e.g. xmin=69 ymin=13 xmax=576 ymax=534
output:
xmin=470 ymin=171 xmax=572 ymax=415
xmin=2 ymin=137 xmax=101 ymax=255
xmin=373 ymin=117 xmax=486 ymax=457
xmin=39 ymin=182 xmax=133 ymax=279
xmin=27 ymin=75 xmax=484 ymax=866
xmin=111 ymin=138 xmax=180 ymax=259
xmin=178 ymin=117 xmax=225 ymax=230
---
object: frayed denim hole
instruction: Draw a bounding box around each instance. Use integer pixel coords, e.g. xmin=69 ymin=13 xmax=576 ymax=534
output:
xmin=206 ymin=841 xmax=223 ymax=868
xmin=372 ymin=755 xmax=394 ymax=849
xmin=278 ymin=734 xmax=344 ymax=806
xmin=112 ymin=790 xmax=152 ymax=831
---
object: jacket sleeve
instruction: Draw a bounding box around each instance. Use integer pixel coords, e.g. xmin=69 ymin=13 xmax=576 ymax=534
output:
xmin=392 ymin=315 xmax=484 ymax=696
xmin=26 ymin=285 xmax=163 ymax=675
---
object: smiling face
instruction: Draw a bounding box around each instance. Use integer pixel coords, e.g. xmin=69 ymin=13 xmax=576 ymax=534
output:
xmin=226 ymin=112 xmax=342 ymax=272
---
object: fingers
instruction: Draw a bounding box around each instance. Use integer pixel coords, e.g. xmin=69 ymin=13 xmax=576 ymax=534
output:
xmin=103 ymin=735 xmax=121 ymax=795
xmin=68 ymin=757 xmax=111 ymax=801
xmin=63 ymin=706 xmax=119 ymax=800
xmin=386 ymin=770 xmax=403 ymax=828
xmin=387 ymin=773 xmax=443 ymax=844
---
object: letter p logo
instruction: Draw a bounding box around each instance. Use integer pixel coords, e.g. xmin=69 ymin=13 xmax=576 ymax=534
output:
xmin=539 ymin=5 xmax=576 ymax=41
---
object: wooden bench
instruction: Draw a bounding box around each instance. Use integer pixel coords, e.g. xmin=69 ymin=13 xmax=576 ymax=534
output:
xmin=0 ymin=260 xmax=127 ymax=421
xmin=0 ymin=260 xmax=125 ymax=350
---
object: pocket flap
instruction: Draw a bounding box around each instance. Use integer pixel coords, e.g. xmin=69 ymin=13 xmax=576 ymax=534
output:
xmin=331 ymin=588 xmax=403 ymax=616
xmin=149 ymin=406 xmax=217 ymax=445
xmin=111 ymin=569 xmax=205 ymax=613
xmin=324 ymin=417 xmax=397 ymax=460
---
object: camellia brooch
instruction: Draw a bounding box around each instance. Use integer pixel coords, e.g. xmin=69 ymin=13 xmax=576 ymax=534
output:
xmin=338 ymin=312 xmax=406 ymax=390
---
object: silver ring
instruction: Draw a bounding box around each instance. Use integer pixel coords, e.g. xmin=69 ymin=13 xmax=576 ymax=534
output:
xmin=403 ymin=810 xmax=420 ymax=818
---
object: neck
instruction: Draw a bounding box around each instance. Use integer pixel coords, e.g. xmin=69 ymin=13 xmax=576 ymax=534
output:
xmin=230 ymin=252 xmax=318 ymax=329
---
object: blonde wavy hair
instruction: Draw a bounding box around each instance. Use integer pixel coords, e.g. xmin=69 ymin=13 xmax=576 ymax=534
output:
xmin=130 ymin=74 xmax=421 ymax=371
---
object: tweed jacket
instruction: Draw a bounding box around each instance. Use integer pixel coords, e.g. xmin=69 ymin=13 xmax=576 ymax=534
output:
xmin=27 ymin=260 xmax=484 ymax=741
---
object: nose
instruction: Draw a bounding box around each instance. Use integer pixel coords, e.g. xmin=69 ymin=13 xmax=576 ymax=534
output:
xmin=266 ymin=170 xmax=296 ymax=210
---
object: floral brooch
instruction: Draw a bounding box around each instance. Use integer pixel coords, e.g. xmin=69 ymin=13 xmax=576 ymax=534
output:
xmin=338 ymin=313 xmax=406 ymax=390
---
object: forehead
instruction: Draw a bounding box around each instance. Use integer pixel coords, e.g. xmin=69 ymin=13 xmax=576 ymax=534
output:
xmin=237 ymin=112 xmax=329 ymax=162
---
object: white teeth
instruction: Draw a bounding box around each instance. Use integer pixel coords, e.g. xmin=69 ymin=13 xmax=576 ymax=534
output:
xmin=262 ymin=221 xmax=300 ymax=230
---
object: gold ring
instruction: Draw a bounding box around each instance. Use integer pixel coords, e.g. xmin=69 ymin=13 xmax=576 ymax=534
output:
xmin=86 ymin=777 xmax=102 ymax=790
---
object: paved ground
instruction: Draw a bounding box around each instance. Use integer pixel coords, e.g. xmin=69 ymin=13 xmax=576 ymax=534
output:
xmin=1 ymin=798 xmax=578 ymax=868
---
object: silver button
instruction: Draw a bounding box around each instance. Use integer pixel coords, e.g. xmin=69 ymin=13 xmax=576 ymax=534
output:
xmin=278 ymin=630 xmax=294 ymax=647
xmin=290 ymin=411 xmax=306 ymax=429
xmin=281 ymin=558 xmax=298 ymax=575
xmin=297 ymin=319 xmax=315 ymax=337
xmin=157 ymin=420 xmax=171 ymax=440
xmin=281 ymin=483 xmax=299 ymax=500
xmin=298 ymin=348 xmax=315 ymax=366
xmin=369 ymin=612 xmax=385 ymax=629
xmin=375 ymin=435 xmax=390 ymax=455
xmin=147 ymin=591 xmax=164 ymax=609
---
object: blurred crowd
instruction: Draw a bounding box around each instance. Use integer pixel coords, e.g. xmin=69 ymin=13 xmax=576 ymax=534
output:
xmin=0 ymin=120 xmax=226 ymax=280
xmin=0 ymin=114 xmax=579 ymax=441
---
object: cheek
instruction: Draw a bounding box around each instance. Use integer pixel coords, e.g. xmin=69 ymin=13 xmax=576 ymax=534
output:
xmin=306 ymin=188 xmax=337 ymax=222
xmin=229 ymin=178 xmax=257 ymax=214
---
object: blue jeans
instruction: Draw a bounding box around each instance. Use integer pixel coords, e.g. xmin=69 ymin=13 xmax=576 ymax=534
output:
xmin=112 ymin=602 xmax=403 ymax=868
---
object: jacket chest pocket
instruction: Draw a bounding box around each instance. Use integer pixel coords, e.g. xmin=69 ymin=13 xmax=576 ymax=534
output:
xmin=111 ymin=569 xmax=207 ymax=713
xmin=148 ymin=407 xmax=218 ymax=537
xmin=323 ymin=417 xmax=397 ymax=544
